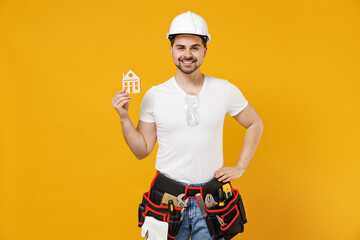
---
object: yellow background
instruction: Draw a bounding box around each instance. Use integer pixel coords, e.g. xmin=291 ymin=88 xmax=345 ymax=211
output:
xmin=1 ymin=0 xmax=359 ymax=239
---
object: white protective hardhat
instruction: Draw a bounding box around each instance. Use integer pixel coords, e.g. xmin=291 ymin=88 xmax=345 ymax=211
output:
xmin=167 ymin=11 xmax=211 ymax=44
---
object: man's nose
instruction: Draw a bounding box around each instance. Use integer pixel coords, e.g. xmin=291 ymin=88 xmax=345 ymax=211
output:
xmin=184 ymin=48 xmax=192 ymax=58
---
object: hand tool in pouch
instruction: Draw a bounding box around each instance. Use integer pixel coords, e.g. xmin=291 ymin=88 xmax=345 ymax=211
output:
xmin=177 ymin=193 xmax=188 ymax=208
xmin=168 ymin=200 xmax=175 ymax=219
xmin=180 ymin=208 xmax=185 ymax=221
xmin=222 ymin=183 xmax=233 ymax=199
xmin=195 ymin=193 xmax=208 ymax=217
xmin=216 ymin=215 xmax=227 ymax=228
xmin=168 ymin=199 xmax=181 ymax=237
xmin=161 ymin=193 xmax=178 ymax=206
xmin=218 ymin=188 xmax=225 ymax=207
xmin=205 ymin=194 xmax=218 ymax=209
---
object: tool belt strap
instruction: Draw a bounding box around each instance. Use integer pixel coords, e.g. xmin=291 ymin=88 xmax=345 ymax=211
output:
xmin=149 ymin=171 xmax=225 ymax=200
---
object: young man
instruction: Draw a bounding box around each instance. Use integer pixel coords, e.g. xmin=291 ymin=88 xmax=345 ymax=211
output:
xmin=111 ymin=11 xmax=263 ymax=240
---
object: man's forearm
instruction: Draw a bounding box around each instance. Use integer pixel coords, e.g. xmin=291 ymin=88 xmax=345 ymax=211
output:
xmin=120 ymin=117 xmax=148 ymax=159
xmin=235 ymin=121 xmax=263 ymax=172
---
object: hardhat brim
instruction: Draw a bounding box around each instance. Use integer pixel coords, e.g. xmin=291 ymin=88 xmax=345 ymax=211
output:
xmin=167 ymin=33 xmax=211 ymax=44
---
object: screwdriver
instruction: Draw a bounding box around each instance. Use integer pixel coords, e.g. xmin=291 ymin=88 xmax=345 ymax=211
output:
xmin=168 ymin=200 xmax=175 ymax=220
xmin=195 ymin=193 xmax=208 ymax=217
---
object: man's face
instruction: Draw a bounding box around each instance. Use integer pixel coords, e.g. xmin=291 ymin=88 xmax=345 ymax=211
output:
xmin=170 ymin=34 xmax=207 ymax=75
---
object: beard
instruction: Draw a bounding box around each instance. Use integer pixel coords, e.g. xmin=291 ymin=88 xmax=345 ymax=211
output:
xmin=174 ymin=57 xmax=202 ymax=75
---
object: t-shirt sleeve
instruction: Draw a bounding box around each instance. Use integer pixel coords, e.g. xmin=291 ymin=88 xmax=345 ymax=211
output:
xmin=139 ymin=87 xmax=155 ymax=123
xmin=226 ymin=81 xmax=249 ymax=116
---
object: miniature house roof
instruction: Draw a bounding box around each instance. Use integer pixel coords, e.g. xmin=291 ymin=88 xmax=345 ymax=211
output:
xmin=123 ymin=69 xmax=140 ymax=81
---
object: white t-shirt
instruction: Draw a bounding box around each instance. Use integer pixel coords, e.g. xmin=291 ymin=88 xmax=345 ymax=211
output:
xmin=139 ymin=74 xmax=248 ymax=184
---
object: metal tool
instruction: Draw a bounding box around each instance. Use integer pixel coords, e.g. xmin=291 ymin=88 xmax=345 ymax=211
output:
xmin=177 ymin=193 xmax=188 ymax=208
xmin=216 ymin=215 xmax=227 ymax=228
xmin=180 ymin=208 xmax=185 ymax=221
xmin=205 ymin=194 xmax=218 ymax=208
xmin=195 ymin=193 xmax=208 ymax=217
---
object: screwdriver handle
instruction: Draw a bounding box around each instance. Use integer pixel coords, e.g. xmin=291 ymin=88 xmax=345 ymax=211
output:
xmin=168 ymin=200 xmax=175 ymax=219
xmin=195 ymin=193 xmax=208 ymax=217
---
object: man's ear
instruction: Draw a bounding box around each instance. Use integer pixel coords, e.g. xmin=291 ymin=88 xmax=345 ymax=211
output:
xmin=204 ymin=47 xmax=207 ymax=57
xmin=170 ymin=45 xmax=173 ymax=55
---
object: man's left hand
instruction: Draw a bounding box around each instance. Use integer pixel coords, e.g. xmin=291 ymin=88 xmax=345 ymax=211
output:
xmin=214 ymin=166 xmax=246 ymax=183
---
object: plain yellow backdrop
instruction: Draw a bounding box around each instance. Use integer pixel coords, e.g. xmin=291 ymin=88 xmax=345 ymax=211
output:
xmin=1 ymin=0 xmax=360 ymax=239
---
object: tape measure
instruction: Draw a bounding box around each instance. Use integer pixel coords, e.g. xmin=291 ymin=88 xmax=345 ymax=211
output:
xmin=222 ymin=183 xmax=233 ymax=199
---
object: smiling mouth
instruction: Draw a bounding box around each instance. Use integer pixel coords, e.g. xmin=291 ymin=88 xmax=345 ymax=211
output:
xmin=180 ymin=60 xmax=196 ymax=64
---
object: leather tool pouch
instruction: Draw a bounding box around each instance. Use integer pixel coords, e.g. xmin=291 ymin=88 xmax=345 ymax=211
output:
xmin=204 ymin=188 xmax=247 ymax=240
xmin=138 ymin=173 xmax=184 ymax=240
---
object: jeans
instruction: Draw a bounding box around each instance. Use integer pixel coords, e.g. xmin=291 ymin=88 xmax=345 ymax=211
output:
xmin=175 ymin=183 xmax=225 ymax=240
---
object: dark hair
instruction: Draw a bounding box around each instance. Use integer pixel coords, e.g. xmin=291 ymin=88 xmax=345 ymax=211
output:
xmin=169 ymin=34 xmax=207 ymax=48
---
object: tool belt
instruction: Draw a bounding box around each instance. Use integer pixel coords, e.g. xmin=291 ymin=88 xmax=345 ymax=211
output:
xmin=138 ymin=172 xmax=247 ymax=240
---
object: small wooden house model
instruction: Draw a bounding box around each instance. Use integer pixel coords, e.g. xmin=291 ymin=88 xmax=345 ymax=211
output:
xmin=122 ymin=69 xmax=140 ymax=93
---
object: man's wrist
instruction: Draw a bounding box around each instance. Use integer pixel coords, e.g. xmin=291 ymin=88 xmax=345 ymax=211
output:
xmin=120 ymin=115 xmax=131 ymax=124
xmin=235 ymin=164 xmax=246 ymax=173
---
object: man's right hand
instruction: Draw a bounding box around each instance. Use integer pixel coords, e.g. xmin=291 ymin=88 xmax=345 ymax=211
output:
xmin=111 ymin=89 xmax=131 ymax=119
xmin=111 ymin=89 xmax=157 ymax=160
